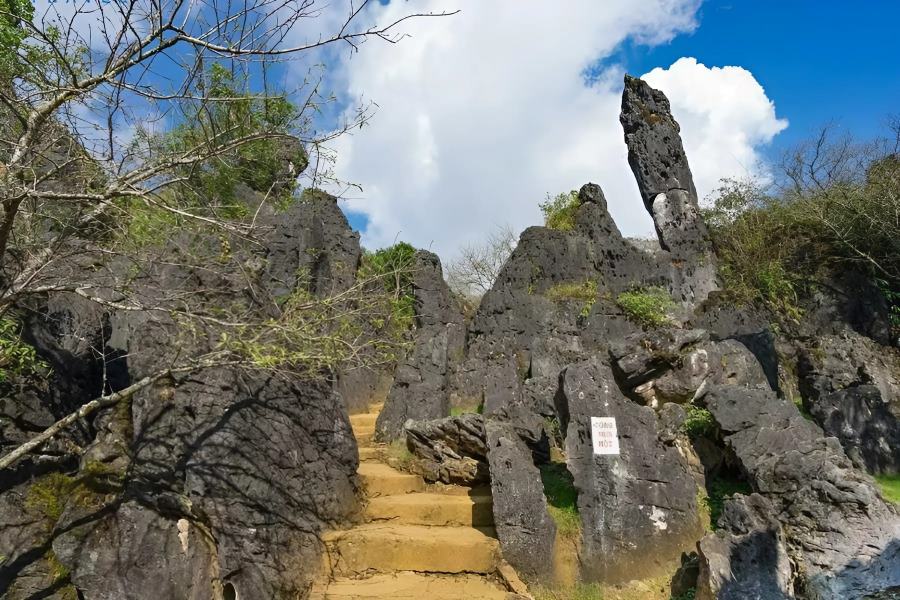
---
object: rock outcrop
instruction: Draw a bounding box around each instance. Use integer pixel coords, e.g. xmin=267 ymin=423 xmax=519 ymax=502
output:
xmin=375 ymin=250 xmax=465 ymax=441
xmin=620 ymin=74 xmax=718 ymax=304
xmin=1 ymin=192 xmax=365 ymax=600
xmin=698 ymin=384 xmax=900 ymax=599
xmin=404 ymin=413 xmax=489 ymax=485
xmin=557 ymin=357 xmax=705 ymax=582
xmin=798 ymin=331 xmax=900 ymax=474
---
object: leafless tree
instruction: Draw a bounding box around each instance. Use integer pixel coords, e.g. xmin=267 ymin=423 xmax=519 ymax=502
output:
xmin=446 ymin=224 xmax=517 ymax=298
xmin=0 ymin=0 xmax=454 ymax=469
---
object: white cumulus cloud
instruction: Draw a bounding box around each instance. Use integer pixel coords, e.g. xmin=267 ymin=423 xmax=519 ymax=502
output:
xmin=643 ymin=57 xmax=788 ymax=201
xmin=326 ymin=1 xmax=787 ymax=259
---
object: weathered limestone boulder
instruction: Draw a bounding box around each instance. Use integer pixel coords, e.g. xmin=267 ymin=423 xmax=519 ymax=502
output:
xmin=557 ymin=357 xmax=705 ymax=582
xmin=798 ymin=331 xmax=900 ymax=474
xmin=610 ymin=329 xmax=770 ymax=407
xmin=403 ymin=414 xmax=490 ymax=486
xmin=696 ymin=494 xmax=793 ymax=600
xmin=375 ymin=250 xmax=465 ymax=441
xmin=2 ymin=192 xmax=366 ymax=600
xmin=404 ymin=413 xmax=488 ymax=485
xmin=485 ymin=418 xmax=556 ymax=579
xmin=698 ymin=384 xmax=900 ymax=598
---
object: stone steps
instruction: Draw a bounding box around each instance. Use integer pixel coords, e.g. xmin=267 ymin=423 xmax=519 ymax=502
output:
xmin=309 ymin=572 xmax=510 ymax=599
xmin=357 ymin=447 xmax=383 ymax=461
xmin=312 ymin=399 xmax=526 ymax=598
xmin=365 ymin=492 xmax=494 ymax=527
xmin=321 ymin=523 xmax=500 ymax=576
xmin=357 ymin=462 xmax=425 ymax=497
xmin=350 ymin=413 xmax=378 ymax=428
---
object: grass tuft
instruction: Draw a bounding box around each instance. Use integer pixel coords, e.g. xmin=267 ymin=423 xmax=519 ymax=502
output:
xmin=875 ymin=474 xmax=900 ymax=504
xmin=540 ymin=462 xmax=581 ymax=540
xmin=615 ymin=286 xmax=675 ymax=328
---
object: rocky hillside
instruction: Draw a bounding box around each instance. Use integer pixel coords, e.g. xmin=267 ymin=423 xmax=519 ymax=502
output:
xmin=1 ymin=75 xmax=898 ymax=600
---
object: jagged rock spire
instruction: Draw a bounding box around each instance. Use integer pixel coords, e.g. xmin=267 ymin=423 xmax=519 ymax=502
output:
xmin=620 ymin=74 xmax=709 ymax=256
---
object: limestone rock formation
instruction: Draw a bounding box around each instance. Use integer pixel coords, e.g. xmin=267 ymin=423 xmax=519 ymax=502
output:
xmin=485 ymin=418 xmax=556 ymax=579
xmin=1 ymin=192 xmax=365 ymax=600
xmin=375 ymin=250 xmax=465 ymax=441
xmin=557 ymin=357 xmax=705 ymax=582
xmin=263 ymin=189 xmax=362 ymax=299
xmin=696 ymin=494 xmax=793 ymax=600
xmin=620 ymin=74 xmax=718 ymax=303
xmin=699 ymin=384 xmax=900 ymax=599
xmin=404 ymin=413 xmax=489 ymax=485
xmin=798 ymin=331 xmax=900 ymax=474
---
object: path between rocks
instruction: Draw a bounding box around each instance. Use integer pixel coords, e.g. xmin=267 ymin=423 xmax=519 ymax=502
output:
xmin=310 ymin=402 xmax=529 ymax=599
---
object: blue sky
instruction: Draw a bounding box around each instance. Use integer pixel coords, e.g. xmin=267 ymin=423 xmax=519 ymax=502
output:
xmin=609 ymin=0 xmax=899 ymax=156
xmin=322 ymin=1 xmax=900 ymax=252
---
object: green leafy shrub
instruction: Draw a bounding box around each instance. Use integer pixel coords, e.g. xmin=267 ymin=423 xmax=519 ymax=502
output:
xmin=156 ymin=63 xmax=306 ymax=213
xmin=0 ymin=317 xmax=45 ymax=382
xmin=540 ymin=462 xmax=580 ymax=539
xmin=546 ymin=280 xmax=599 ymax=317
xmin=681 ymin=405 xmax=717 ymax=440
xmin=615 ymin=286 xmax=675 ymax=328
xmin=540 ymin=190 xmax=581 ymax=231
xmin=358 ymin=242 xmax=417 ymax=330
xmin=704 ymin=138 xmax=900 ymax=332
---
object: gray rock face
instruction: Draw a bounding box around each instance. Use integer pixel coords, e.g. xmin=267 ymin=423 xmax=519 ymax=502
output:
xmin=700 ymin=384 xmax=900 ymax=599
xmin=557 ymin=357 xmax=704 ymax=582
xmin=696 ymin=494 xmax=793 ymax=600
xmin=620 ymin=74 xmax=718 ymax=302
xmin=404 ymin=413 xmax=488 ymax=485
xmin=620 ymin=75 xmax=701 ymax=253
xmin=610 ymin=329 xmax=769 ymax=408
xmin=263 ymin=189 xmax=361 ymax=299
xmin=375 ymin=250 xmax=465 ymax=441
xmin=485 ymin=418 xmax=556 ymax=579
xmin=798 ymin=331 xmax=900 ymax=474
xmin=1 ymin=191 xmax=366 ymax=600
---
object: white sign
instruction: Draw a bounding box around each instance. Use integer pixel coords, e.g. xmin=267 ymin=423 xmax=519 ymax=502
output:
xmin=591 ymin=417 xmax=620 ymax=455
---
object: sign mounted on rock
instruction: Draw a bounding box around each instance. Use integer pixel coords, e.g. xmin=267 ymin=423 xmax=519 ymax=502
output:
xmin=591 ymin=417 xmax=620 ymax=455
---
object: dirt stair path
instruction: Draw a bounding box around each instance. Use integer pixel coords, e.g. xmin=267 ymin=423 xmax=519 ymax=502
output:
xmin=310 ymin=403 xmax=526 ymax=599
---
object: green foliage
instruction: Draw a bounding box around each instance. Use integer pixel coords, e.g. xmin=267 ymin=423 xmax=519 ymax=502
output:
xmin=615 ymin=286 xmax=675 ymax=328
xmin=540 ymin=462 xmax=580 ymax=540
xmin=45 ymin=550 xmax=77 ymax=600
xmin=0 ymin=0 xmax=32 ymax=66
xmin=546 ymin=280 xmax=599 ymax=317
xmin=359 ymin=242 xmax=417 ymax=330
xmin=224 ymin=245 xmax=413 ymax=374
xmin=671 ymin=589 xmax=696 ymax=600
xmin=681 ymin=405 xmax=717 ymax=440
xmin=875 ymin=475 xmax=900 ymax=504
xmin=540 ymin=190 xmax=581 ymax=231
xmin=25 ymin=463 xmax=124 ymax=530
xmin=702 ymin=179 xmax=813 ymax=321
xmin=702 ymin=475 xmax=752 ymax=531
xmin=533 ymin=582 xmax=604 ymax=600
xmin=704 ymin=154 xmax=900 ymax=331
xmin=120 ymin=198 xmax=182 ymax=251
xmin=0 ymin=317 xmax=44 ymax=382
xmin=157 ymin=64 xmax=305 ymax=212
